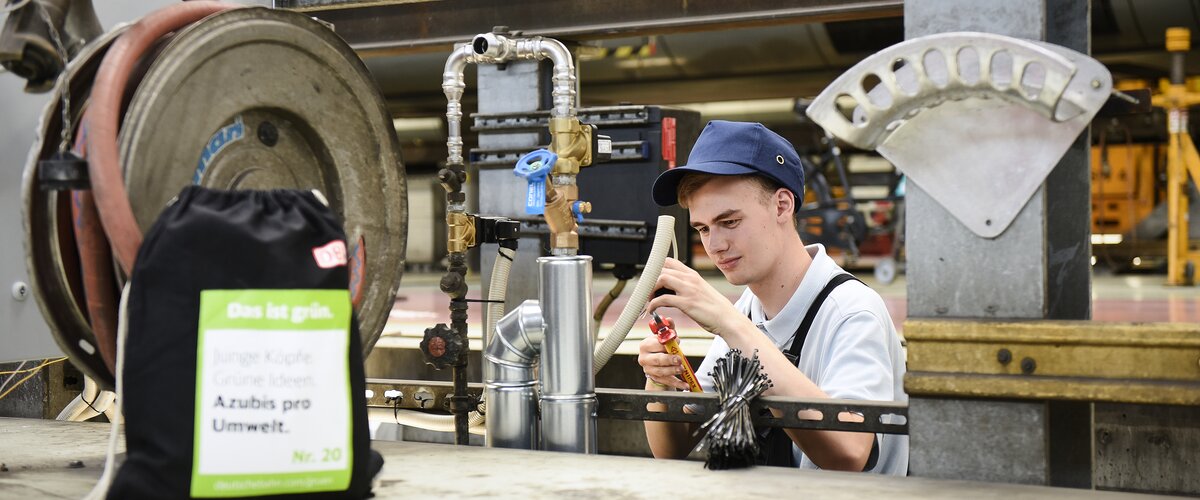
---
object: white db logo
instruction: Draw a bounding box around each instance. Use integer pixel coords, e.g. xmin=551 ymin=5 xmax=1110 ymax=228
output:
xmin=312 ymin=240 xmax=348 ymax=269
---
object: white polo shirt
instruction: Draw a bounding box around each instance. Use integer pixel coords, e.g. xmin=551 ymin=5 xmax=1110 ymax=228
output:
xmin=694 ymin=244 xmax=908 ymax=475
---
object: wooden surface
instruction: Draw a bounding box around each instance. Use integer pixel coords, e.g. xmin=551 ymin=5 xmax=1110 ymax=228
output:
xmin=0 ymin=417 xmax=1167 ymax=499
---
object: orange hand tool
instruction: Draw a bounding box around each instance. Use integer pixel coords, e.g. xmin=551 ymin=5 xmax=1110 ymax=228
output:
xmin=650 ymin=311 xmax=702 ymax=392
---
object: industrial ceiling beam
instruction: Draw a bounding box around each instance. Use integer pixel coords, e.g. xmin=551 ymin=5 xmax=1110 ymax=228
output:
xmin=275 ymin=0 xmax=903 ymax=56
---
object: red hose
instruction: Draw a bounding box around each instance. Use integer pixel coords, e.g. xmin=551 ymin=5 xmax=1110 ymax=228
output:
xmin=86 ymin=1 xmax=240 ymax=274
xmin=72 ymin=187 xmax=119 ymax=373
xmin=69 ymin=116 xmax=118 ymax=373
xmin=70 ymin=124 xmax=119 ymax=374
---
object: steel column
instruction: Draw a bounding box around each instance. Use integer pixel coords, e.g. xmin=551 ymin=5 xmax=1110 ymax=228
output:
xmin=903 ymin=0 xmax=1094 ymax=488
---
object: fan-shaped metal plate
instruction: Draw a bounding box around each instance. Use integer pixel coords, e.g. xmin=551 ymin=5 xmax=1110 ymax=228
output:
xmin=118 ymin=7 xmax=407 ymax=354
xmin=808 ymin=32 xmax=1111 ymax=238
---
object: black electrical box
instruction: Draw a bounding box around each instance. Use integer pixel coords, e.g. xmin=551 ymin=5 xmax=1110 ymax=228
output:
xmin=470 ymin=105 xmax=702 ymax=269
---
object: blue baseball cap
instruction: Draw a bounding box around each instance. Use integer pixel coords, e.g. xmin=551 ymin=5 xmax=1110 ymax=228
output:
xmin=652 ymin=120 xmax=804 ymax=206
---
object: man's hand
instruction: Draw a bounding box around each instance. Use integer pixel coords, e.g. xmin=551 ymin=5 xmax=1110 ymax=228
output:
xmin=646 ymin=258 xmax=746 ymax=338
xmin=637 ymin=335 xmax=690 ymax=391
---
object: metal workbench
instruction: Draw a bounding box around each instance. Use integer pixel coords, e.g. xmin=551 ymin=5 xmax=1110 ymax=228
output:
xmin=0 ymin=417 xmax=1162 ymax=499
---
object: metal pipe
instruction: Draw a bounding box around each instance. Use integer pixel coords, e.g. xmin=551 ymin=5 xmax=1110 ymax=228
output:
xmin=484 ymin=300 xmax=544 ymax=449
xmin=1171 ymin=52 xmax=1187 ymax=86
xmin=441 ymin=32 xmax=577 ymax=169
xmin=538 ymin=256 xmax=596 ymax=453
xmin=441 ymin=43 xmax=475 ymax=167
xmin=437 ymin=31 xmax=581 ymax=444
xmin=1166 ymin=28 xmax=1190 ymax=85
xmin=537 ymin=37 xmax=576 ymax=118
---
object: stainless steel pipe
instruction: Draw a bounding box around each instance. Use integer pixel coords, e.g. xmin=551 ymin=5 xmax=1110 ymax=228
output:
xmin=538 ymin=256 xmax=596 ymax=453
xmin=442 ymin=32 xmax=577 ymax=169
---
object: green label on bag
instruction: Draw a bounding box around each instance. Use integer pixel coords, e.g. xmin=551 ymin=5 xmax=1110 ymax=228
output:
xmin=191 ymin=289 xmax=353 ymax=497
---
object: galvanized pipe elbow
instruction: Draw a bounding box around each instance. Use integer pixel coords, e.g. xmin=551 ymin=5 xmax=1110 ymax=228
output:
xmin=484 ymin=300 xmax=544 ymax=449
xmin=484 ymin=300 xmax=544 ymax=383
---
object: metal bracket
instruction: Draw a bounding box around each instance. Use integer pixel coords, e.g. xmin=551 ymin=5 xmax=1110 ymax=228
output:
xmin=596 ymin=388 xmax=908 ymax=435
xmin=807 ymin=32 xmax=1112 ymax=238
xmin=367 ymin=379 xmax=484 ymax=411
xmin=471 ymin=141 xmax=647 ymax=167
xmin=511 ymin=216 xmax=648 ymax=241
xmin=471 ymin=105 xmax=656 ymax=131
xmin=364 ymin=379 xmax=908 ymax=434
xmin=905 ymin=319 xmax=1200 ymax=405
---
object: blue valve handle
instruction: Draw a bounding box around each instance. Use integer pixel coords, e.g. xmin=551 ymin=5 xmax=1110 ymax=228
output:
xmin=514 ymin=149 xmax=557 ymax=215
xmin=571 ymin=201 xmax=586 ymax=223
xmin=513 ymin=149 xmax=556 ymax=180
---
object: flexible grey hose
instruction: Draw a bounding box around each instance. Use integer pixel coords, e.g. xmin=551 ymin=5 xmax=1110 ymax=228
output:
xmin=593 ymin=215 xmax=676 ymax=373
xmin=485 ymin=246 xmax=516 ymax=348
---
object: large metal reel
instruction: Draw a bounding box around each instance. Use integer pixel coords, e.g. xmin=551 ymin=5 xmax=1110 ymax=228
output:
xmin=118 ymin=8 xmax=407 ymax=354
xmin=22 ymin=27 xmax=128 ymax=389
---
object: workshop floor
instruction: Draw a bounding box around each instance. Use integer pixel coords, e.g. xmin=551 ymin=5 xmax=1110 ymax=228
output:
xmin=381 ymin=266 xmax=1200 ymax=357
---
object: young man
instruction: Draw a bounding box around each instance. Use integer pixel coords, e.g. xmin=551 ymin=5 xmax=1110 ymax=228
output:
xmin=639 ymin=120 xmax=908 ymax=474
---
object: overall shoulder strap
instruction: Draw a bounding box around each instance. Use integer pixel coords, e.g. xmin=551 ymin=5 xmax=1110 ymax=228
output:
xmin=785 ymin=273 xmax=862 ymax=363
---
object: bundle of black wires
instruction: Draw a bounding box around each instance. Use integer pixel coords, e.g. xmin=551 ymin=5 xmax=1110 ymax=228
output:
xmin=697 ymin=348 xmax=773 ymax=470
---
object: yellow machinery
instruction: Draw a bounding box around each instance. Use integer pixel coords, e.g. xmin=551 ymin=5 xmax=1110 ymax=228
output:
xmin=1152 ymin=27 xmax=1200 ymax=285
xmin=1090 ymin=143 xmax=1157 ymax=238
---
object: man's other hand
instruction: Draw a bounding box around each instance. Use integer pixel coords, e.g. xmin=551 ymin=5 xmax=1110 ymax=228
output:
xmin=637 ymin=335 xmax=690 ymax=391
xmin=646 ymin=258 xmax=745 ymax=337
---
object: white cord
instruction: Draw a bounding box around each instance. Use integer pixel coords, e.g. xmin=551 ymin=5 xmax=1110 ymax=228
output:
xmin=0 ymin=360 xmax=28 ymax=395
xmin=56 ymin=376 xmax=115 ymax=421
xmin=84 ymin=282 xmax=130 ymax=500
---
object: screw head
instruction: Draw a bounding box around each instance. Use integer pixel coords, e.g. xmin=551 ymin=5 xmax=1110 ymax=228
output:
xmin=257 ymin=121 xmax=279 ymax=147
xmin=1020 ymin=357 xmax=1037 ymax=374
xmin=11 ymin=282 xmax=28 ymax=301
xmin=997 ymin=348 xmax=1012 ymax=365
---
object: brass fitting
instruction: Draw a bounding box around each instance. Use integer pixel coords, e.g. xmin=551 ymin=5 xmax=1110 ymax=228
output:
xmin=446 ymin=212 xmax=476 ymax=254
xmin=548 ymin=116 xmax=593 ymax=175
xmin=1166 ymin=27 xmax=1191 ymax=53
xmin=543 ymin=186 xmax=579 ymax=252
xmin=544 ymin=116 xmax=597 ymax=253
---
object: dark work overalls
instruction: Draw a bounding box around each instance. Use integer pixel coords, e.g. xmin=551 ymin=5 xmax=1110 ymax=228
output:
xmin=755 ymin=273 xmax=880 ymax=470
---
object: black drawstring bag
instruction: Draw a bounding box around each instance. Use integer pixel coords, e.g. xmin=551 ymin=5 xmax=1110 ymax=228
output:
xmin=109 ymin=186 xmax=382 ymax=499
